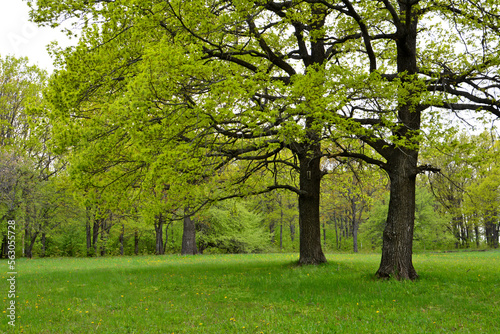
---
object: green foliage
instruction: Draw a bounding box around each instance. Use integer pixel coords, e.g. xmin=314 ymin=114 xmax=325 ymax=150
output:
xmin=198 ymin=200 xmax=270 ymax=254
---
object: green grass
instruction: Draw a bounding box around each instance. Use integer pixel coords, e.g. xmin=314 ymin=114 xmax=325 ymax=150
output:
xmin=2 ymin=251 xmax=499 ymax=333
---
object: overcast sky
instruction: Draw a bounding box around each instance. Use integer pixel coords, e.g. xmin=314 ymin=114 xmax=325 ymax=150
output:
xmin=0 ymin=0 xmax=73 ymax=72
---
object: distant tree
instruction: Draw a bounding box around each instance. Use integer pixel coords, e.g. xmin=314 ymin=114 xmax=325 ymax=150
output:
xmin=197 ymin=199 xmax=269 ymax=254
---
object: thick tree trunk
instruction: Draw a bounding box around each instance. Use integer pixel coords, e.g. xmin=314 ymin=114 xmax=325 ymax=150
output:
xmin=376 ymin=3 xmax=420 ymax=280
xmin=297 ymin=145 xmax=327 ymax=265
xmin=181 ymin=208 xmax=197 ymax=255
xmin=376 ymin=151 xmax=418 ymax=280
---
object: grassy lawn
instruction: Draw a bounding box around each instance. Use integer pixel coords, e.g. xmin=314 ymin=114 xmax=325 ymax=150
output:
xmin=1 ymin=251 xmax=499 ymax=333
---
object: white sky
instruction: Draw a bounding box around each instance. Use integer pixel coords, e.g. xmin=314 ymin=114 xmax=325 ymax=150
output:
xmin=0 ymin=0 xmax=74 ymax=72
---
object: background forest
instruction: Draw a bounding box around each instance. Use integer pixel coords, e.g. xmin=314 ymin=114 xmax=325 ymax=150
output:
xmin=1 ymin=0 xmax=500 ymax=265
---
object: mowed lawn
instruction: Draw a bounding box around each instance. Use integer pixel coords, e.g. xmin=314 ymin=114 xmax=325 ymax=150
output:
xmin=2 ymin=251 xmax=499 ymax=333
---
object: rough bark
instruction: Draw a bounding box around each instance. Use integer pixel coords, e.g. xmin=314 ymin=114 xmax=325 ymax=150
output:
xmin=181 ymin=207 xmax=197 ymax=255
xmin=297 ymin=143 xmax=327 ymax=265
xmin=376 ymin=152 xmax=418 ymax=280
xmin=375 ymin=3 xmax=421 ymax=280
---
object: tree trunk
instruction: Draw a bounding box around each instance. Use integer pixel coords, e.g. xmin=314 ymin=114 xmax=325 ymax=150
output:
xmin=86 ymin=220 xmax=92 ymax=257
xmin=119 ymin=224 xmax=124 ymax=256
xmin=352 ymin=198 xmax=359 ymax=253
xmin=92 ymin=218 xmax=100 ymax=256
xmin=334 ymin=214 xmax=339 ymax=250
xmin=181 ymin=207 xmax=197 ymax=255
xmin=1 ymin=234 xmax=7 ymax=259
xmin=154 ymin=213 xmax=165 ymax=255
xmin=134 ymin=229 xmax=139 ymax=255
xmin=376 ymin=151 xmax=418 ymax=280
xmin=352 ymin=222 xmax=359 ymax=253
xmin=297 ymin=144 xmax=327 ymax=265
xmin=25 ymin=231 xmax=39 ymax=259
xmin=280 ymin=204 xmax=283 ymax=250
xmin=100 ymin=220 xmax=107 ymax=256
xmin=474 ymin=225 xmax=480 ymax=247
xmin=375 ymin=3 xmax=420 ymax=280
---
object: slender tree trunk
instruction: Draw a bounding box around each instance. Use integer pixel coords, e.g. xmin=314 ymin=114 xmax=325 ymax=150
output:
xmin=297 ymin=143 xmax=326 ymax=265
xmin=290 ymin=223 xmax=295 ymax=242
xmin=181 ymin=207 xmax=197 ymax=255
xmin=119 ymin=224 xmax=124 ymax=256
xmin=334 ymin=214 xmax=339 ymax=250
xmin=352 ymin=223 xmax=359 ymax=253
xmin=100 ymin=220 xmax=107 ymax=256
xmin=134 ymin=229 xmax=139 ymax=255
xmin=92 ymin=218 xmax=100 ymax=256
xmin=280 ymin=203 xmax=283 ymax=251
xmin=154 ymin=213 xmax=165 ymax=255
xmin=1 ymin=234 xmax=7 ymax=258
xmin=352 ymin=198 xmax=359 ymax=253
xmin=23 ymin=222 xmax=28 ymax=257
xmin=86 ymin=220 xmax=92 ymax=257
xmin=494 ymin=223 xmax=499 ymax=249
xmin=474 ymin=226 xmax=480 ymax=247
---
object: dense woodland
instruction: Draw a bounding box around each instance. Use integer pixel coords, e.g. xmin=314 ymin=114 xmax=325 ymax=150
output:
xmin=1 ymin=0 xmax=500 ymax=280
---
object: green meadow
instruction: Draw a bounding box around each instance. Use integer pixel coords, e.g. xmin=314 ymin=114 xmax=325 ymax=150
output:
xmin=2 ymin=251 xmax=499 ymax=333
